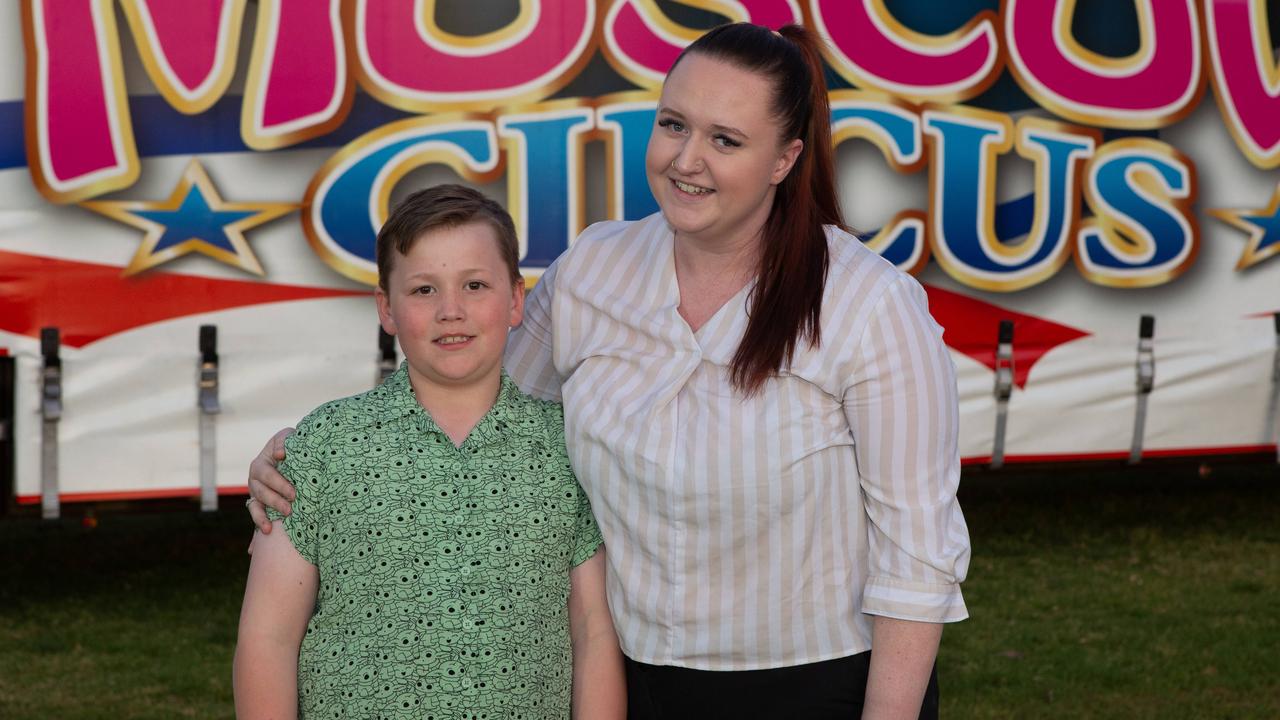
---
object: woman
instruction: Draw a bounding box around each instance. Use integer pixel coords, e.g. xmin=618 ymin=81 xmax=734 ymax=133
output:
xmin=248 ymin=23 xmax=969 ymax=718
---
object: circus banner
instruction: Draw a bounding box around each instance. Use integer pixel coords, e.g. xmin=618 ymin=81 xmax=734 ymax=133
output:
xmin=2 ymin=1 xmax=1278 ymax=506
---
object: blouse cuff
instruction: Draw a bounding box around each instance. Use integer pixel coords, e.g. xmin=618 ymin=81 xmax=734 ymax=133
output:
xmin=862 ymin=575 xmax=969 ymax=624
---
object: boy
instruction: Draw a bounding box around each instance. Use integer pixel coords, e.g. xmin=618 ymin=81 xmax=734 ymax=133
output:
xmin=233 ymin=185 xmax=624 ymax=719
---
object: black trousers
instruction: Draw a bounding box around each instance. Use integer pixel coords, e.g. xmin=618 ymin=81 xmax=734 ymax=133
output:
xmin=625 ymin=652 xmax=939 ymax=719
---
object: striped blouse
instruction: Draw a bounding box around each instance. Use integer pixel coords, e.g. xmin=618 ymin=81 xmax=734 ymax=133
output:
xmin=504 ymin=213 xmax=969 ymax=671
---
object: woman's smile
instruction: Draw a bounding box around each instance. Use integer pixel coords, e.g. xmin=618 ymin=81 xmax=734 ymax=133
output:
xmin=671 ymin=178 xmax=714 ymax=196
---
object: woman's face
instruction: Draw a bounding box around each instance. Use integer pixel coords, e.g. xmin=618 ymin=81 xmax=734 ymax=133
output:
xmin=645 ymin=53 xmax=803 ymax=249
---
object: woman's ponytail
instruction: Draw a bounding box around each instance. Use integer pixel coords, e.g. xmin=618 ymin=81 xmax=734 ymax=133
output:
xmin=675 ymin=23 xmax=843 ymax=394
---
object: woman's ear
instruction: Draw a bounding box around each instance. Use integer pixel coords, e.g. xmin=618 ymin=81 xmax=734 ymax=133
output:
xmin=771 ymin=138 xmax=804 ymax=185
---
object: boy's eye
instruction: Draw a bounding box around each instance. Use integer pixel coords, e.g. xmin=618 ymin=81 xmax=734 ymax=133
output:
xmin=413 ymin=286 xmax=435 ymax=295
xmin=465 ymin=281 xmax=487 ymax=291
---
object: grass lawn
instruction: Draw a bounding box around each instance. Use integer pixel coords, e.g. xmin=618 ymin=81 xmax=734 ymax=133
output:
xmin=1 ymin=458 xmax=1276 ymax=719
xmin=943 ymin=460 xmax=1280 ymax=719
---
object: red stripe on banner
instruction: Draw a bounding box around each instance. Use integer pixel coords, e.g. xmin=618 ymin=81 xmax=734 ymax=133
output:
xmin=15 ymin=486 xmax=249 ymax=505
xmin=923 ymin=284 xmax=1090 ymax=389
xmin=0 ymin=249 xmax=368 ymax=347
xmin=17 ymin=446 xmax=1276 ymax=505
xmin=960 ymin=443 xmax=1277 ymax=466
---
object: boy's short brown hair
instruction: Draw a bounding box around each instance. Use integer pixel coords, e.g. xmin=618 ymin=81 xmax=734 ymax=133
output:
xmin=375 ymin=184 xmax=521 ymax=292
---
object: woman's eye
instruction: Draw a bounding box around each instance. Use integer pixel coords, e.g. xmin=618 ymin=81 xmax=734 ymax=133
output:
xmin=713 ymin=134 xmax=740 ymax=148
xmin=657 ymin=118 xmax=685 ymax=133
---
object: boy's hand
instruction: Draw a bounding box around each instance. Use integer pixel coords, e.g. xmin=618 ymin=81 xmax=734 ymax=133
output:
xmin=247 ymin=427 xmax=298 ymax=533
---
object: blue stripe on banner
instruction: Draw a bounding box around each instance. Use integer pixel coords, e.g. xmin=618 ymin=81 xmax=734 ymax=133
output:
xmin=0 ymin=88 xmax=1039 ymax=173
xmin=0 ymin=93 xmax=416 ymax=170
xmin=0 ymin=101 xmax=24 ymax=169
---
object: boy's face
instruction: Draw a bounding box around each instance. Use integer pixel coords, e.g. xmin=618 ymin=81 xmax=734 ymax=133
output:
xmin=375 ymin=222 xmax=524 ymax=399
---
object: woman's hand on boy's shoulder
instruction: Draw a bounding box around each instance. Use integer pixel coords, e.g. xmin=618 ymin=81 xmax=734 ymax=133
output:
xmin=247 ymin=427 xmax=297 ymax=533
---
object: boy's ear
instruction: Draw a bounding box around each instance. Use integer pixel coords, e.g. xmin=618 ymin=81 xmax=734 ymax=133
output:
xmin=508 ymin=277 xmax=526 ymax=329
xmin=375 ymin=286 xmax=397 ymax=336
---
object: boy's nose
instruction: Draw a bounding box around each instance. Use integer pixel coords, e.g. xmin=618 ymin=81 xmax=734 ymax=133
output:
xmin=436 ymin=292 xmax=464 ymax=320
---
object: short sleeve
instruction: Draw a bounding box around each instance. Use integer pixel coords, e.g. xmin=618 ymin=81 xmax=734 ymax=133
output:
xmin=539 ymin=401 xmax=602 ymax=567
xmin=505 ymin=258 xmax=564 ymax=402
xmin=570 ymin=475 xmax=604 ymax=567
xmin=844 ymin=274 xmax=970 ymax=623
xmin=265 ymin=411 xmax=332 ymax=566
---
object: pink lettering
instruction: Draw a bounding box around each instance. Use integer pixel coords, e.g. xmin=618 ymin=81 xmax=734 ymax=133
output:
xmin=353 ymin=0 xmax=594 ymax=111
xmin=1004 ymin=0 xmax=1204 ymax=128
xmin=119 ymin=0 xmax=243 ymax=113
xmin=242 ymin=0 xmax=351 ymax=150
xmin=1205 ymin=0 xmax=1280 ymax=169
xmin=810 ymin=0 xmax=1000 ymax=103
xmin=601 ymin=0 xmax=802 ymax=88
xmin=22 ymin=0 xmax=138 ymax=203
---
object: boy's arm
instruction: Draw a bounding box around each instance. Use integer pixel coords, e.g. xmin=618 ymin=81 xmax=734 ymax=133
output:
xmin=234 ymin=521 xmax=318 ymax=720
xmin=568 ymin=547 xmax=625 ymax=719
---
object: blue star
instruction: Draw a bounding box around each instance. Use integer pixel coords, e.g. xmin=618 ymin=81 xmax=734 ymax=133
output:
xmin=81 ymin=159 xmax=297 ymax=276
xmin=132 ymin=184 xmax=256 ymax=254
xmin=1240 ymin=208 xmax=1280 ymax=257
xmin=1211 ymin=183 xmax=1280 ymax=271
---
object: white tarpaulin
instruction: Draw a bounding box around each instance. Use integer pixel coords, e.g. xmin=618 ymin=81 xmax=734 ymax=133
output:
xmin=2 ymin=2 xmax=1277 ymax=505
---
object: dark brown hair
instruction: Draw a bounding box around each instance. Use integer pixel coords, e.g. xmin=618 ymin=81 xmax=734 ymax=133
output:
xmin=375 ymin=184 xmax=521 ymax=292
xmin=671 ymin=23 xmax=844 ymax=394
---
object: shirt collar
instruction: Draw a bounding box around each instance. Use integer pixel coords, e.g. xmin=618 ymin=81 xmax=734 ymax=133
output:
xmin=647 ymin=213 xmax=754 ymax=365
xmin=465 ymin=370 xmax=525 ymax=448
xmin=376 ymin=362 xmax=528 ymax=447
xmin=374 ymin=361 xmax=424 ymax=423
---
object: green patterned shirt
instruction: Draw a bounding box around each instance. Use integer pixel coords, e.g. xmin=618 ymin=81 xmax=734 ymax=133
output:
xmin=268 ymin=364 xmax=603 ymax=719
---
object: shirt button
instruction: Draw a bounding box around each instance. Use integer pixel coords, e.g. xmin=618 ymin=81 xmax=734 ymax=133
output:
xmin=461 ymin=566 xmax=471 ymax=576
